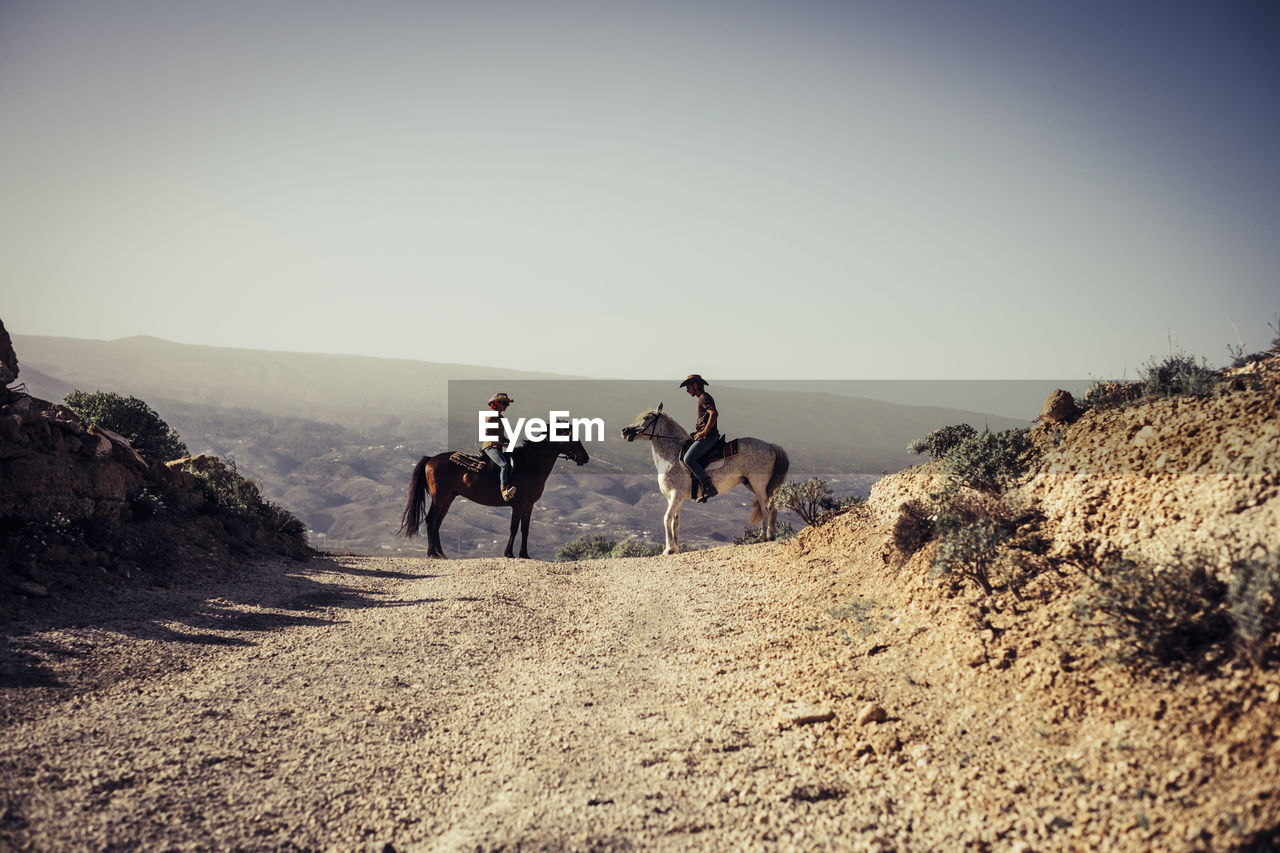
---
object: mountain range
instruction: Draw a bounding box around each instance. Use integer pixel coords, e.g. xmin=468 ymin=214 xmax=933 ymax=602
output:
xmin=14 ymin=334 xmax=1036 ymax=555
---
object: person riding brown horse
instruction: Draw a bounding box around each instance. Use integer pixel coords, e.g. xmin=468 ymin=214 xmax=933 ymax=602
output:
xmin=401 ymin=433 xmax=588 ymax=559
xmin=481 ymin=392 xmax=518 ymax=501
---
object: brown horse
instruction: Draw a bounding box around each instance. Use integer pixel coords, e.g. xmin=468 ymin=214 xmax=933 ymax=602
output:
xmin=400 ymin=436 xmax=589 ymax=559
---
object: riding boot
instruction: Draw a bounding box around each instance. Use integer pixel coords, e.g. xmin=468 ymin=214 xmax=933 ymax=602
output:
xmin=696 ymin=480 xmax=716 ymax=502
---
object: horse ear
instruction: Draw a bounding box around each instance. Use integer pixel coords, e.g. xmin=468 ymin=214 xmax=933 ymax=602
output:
xmin=657 ymin=402 xmax=663 ymax=412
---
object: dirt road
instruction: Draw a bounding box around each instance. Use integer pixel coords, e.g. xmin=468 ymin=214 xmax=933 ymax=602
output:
xmin=1 ymin=548 xmax=867 ymax=852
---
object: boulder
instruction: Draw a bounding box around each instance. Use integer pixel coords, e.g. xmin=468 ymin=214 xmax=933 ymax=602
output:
xmin=1037 ymin=389 xmax=1081 ymax=425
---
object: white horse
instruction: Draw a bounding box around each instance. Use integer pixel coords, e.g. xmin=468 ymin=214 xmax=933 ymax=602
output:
xmin=621 ymin=404 xmax=790 ymax=554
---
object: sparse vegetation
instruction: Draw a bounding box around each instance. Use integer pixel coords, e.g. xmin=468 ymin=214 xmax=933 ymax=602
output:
xmin=1139 ymin=353 xmax=1217 ymax=399
xmin=1227 ymin=551 xmax=1280 ymax=666
xmin=556 ymin=533 xmax=662 ymax=561
xmin=608 ymin=535 xmax=664 ymax=559
xmin=941 ymin=428 xmax=1036 ymax=493
xmin=932 ymin=518 xmax=1013 ymax=596
xmin=1072 ymin=554 xmax=1233 ymax=671
xmin=907 ymin=423 xmax=978 ymax=460
xmin=733 ymin=521 xmax=796 ymax=545
xmin=63 ymin=389 xmax=188 ymax=464
xmin=182 ymin=456 xmax=307 ymax=540
xmin=770 ymin=478 xmax=861 ymax=527
xmin=1073 ymin=545 xmax=1280 ymax=671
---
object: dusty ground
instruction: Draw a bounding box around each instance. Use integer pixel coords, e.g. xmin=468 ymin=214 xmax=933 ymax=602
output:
xmin=3 ymin=524 xmax=1277 ymax=851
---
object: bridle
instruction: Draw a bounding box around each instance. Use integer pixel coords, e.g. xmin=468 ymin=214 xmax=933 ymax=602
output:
xmin=632 ymin=413 xmax=685 ymax=442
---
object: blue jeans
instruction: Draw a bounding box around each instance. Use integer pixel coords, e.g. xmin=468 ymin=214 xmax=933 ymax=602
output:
xmin=683 ymin=434 xmax=719 ymax=485
xmin=483 ymin=447 xmax=511 ymax=487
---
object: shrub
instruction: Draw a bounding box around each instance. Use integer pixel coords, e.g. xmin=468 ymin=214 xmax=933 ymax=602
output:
xmin=1227 ymin=552 xmax=1280 ymax=665
xmin=64 ymin=390 xmax=188 ymax=464
xmin=892 ymin=499 xmax=934 ymax=558
xmin=770 ymin=478 xmax=858 ymax=527
xmin=1073 ymin=556 xmax=1232 ymax=670
xmin=1081 ymin=380 xmax=1143 ymax=411
xmin=933 ymin=518 xmax=1013 ymax=595
xmin=908 ymin=424 xmax=978 ymax=460
xmin=182 ymin=456 xmax=307 ymax=541
xmin=556 ymin=534 xmax=618 ymax=561
xmin=733 ymin=521 xmax=796 ymax=545
xmin=942 ymin=428 xmax=1036 ymax=492
xmin=610 ymin=536 xmax=663 ymax=559
xmin=1139 ymin=353 xmax=1217 ymax=399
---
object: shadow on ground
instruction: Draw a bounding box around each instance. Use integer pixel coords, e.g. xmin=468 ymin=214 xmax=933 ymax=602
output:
xmin=0 ymin=555 xmax=439 ymax=703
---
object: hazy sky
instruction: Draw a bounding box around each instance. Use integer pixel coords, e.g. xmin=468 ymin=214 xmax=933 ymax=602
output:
xmin=3 ymin=1 xmax=1277 ymax=379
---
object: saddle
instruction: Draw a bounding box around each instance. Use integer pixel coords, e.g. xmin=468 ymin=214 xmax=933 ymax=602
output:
xmin=681 ymin=436 xmax=740 ymax=500
xmin=681 ymin=435 xmax=740 ymax=468
xmin=449 ymin=451 xmax=491 ymax=473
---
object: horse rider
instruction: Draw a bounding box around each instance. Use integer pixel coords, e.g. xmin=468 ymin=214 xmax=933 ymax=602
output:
xmin=481 ymin=392 xmax=518 ymax=502
xmin=680 ymin=374 xmax=719 ymax=502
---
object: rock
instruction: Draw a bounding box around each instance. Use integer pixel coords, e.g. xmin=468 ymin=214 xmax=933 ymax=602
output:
xmin=776 ymin=702 xmax=835 ymax=728
xmin=0 ymin=317 xmax=17 ymax=387
xmin=864 ymin=726 xmax=901 ymax=756
xmin=856 ymin=703 xmax=887 ymax=726
xmin=90 ymin=425 xmax=148 ymax=471
xmin=1037 ymin=389 xmax=1081 ymax=424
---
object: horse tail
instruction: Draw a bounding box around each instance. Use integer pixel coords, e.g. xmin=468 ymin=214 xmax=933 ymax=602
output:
xmin=766 ymin=444 xmax=790 ymax=500
xmin=400 ymin=455 xmax=431 ymax=538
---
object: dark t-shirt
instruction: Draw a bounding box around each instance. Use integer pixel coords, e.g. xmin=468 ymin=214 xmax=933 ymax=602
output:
xmin=695 ymin=392 xmax=718 ymax=437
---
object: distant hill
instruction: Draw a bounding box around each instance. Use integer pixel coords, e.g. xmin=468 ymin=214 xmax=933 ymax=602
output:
xmin=15 ymin=334 xmax=1032 ymax=555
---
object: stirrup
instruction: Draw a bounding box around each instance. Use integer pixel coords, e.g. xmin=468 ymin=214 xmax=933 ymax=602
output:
xmin=502 ymin=485 xmax=517 ymax=502
xmin=696 ymin=483 xmax=716 ymax=503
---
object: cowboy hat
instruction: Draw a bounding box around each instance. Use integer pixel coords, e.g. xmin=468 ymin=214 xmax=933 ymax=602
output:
xmin=487 ymin=393 xmax=515 ymax=405
xmin=678 ymin=374 xmax=708 ymax=389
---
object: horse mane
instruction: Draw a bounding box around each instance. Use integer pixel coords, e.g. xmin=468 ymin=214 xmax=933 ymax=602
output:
xmin=639 ymin=408 xmax=688 ymax=438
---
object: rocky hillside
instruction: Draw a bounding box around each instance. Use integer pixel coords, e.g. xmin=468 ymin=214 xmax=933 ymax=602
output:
xmin=0 ymin=321 xmax=310 ymax=609
xmin=773 ymin=351 xmax=1280 ymax=849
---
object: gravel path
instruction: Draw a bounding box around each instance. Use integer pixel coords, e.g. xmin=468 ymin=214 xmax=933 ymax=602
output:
xmin=1 ymin=549 xmax=862 ymax=852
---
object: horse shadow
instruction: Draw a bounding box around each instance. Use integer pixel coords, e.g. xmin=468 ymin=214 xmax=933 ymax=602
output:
xmin=0 ymin=555 xmax=441 ymax=703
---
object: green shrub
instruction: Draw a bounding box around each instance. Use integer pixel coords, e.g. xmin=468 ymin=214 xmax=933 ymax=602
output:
xmin=1139 ymin=353 xmax=1217 ymax=399
xmin=64 ymin=390 xmax=188 ymax=464
xmin=1073 ymin=556 xmax=1232 ymax=670
xmin=908 ymin=424 xmax=978 ymax=460
xmin=556 ymin=533 xmax=618 ymax=561
xmin=770 ymin=478 xmax=859 ymax=527
xmin=609 ymin=536 xmax=663 ymax=559
xmin=733 ymin=521 xmax=796 ymax=545
xmin=942 ymin=428 xmax=1036 ymax=492
xmin=1081 ymin=380 xmax=1143 ymax=411
xmin=1227 ymin=552 xmax=1280 ymax=665
xmin=182 ymin=456 xmax=307 ymax=541
xmin=933 ymin=518 xmax=1013 ymax=595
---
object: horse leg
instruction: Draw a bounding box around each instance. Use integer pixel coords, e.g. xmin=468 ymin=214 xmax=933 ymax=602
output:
xmin=517 ymin=505 xmax=533 ymax=559
xmin=504 ymin=507 xmax=520 ymax=558
xmin=427 ymin=493 xmax=456 ymax=558
xmin=663 ymin=490 xmax=682 ymax=555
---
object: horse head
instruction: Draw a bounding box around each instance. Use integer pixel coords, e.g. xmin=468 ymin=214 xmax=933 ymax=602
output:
xmin=620 ymin=405 xmax=664 ymax=442
xmin=564 ymin=439 xmax=589 ymax=466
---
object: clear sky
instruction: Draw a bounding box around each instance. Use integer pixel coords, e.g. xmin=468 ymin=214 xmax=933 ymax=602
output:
xmin=2 ymin=1 xmax=1277 ymax=379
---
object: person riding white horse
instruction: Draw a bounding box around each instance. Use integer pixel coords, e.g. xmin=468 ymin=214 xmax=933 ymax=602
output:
xmin=679 ymin=374 xmax=719 ymax=502
xmin=481 ymin=392 xmax=517 ymax=502
xmin=621 ymin=403 xmax=789 ymax=554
